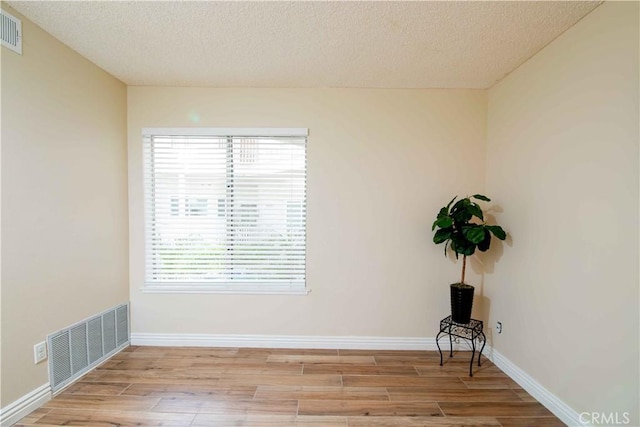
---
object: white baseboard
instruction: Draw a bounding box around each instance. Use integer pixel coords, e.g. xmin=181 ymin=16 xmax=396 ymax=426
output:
xmin=131 ymin=333 xmax=447 ymax=350
xmin=485 ymin=347 xmax=588 ymax=427
xmin=0 ymin=383 xmax=51 ymax=427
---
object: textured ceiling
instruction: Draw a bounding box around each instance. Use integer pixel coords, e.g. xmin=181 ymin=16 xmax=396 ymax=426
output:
xmin=8 ymin=1 xmax=601 ymax=88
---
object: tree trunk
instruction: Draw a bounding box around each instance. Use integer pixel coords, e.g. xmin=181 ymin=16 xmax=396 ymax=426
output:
xmin=460 ymin=255 xmax=467 ymax=284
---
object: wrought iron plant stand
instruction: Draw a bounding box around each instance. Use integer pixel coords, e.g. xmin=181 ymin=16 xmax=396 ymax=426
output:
xmin=436 ymin=315 xmax=486 ymax=376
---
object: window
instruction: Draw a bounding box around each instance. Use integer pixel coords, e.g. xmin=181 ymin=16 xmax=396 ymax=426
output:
xmin=170 ymin=197 xmax=180 ymax=216
xmin=186 ymin=198 xmax=209 ymax=216
xmin=287 ymin=201 xmax=304 ymax=230
xmin=217 ymin=198 xmax=226 ymax=218
xmin=142 ymin=128 xmax=308 ymax=294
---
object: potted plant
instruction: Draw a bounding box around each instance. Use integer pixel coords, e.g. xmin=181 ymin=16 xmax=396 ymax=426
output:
xmin=432 ymin=194 xmax=506 ymax=324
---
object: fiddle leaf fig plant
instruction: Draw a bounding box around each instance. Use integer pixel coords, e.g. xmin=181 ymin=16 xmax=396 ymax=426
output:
xmin=432 ymin=194 xmax=506 ymax=285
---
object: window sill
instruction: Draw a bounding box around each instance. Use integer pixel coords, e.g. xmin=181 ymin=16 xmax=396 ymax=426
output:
xmin=141 ymin=285 xmax=311 ymax=295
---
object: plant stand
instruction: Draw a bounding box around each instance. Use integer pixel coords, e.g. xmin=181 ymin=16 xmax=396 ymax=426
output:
xmin=436 ymin=315 xmax=486 ymax=377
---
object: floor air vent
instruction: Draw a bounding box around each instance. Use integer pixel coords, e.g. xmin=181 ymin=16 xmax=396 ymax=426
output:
xmin=48 ymin=303 xmax=129 ymax=392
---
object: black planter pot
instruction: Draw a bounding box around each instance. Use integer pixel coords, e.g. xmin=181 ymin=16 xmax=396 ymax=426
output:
xmin=450 ymin=283 xmax=474 ymax=324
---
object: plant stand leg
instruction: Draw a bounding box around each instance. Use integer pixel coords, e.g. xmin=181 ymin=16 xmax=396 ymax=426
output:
xmin=478 ymin=333 xmax=486 ymax=367
xmin=469 ymin=338 xmax=476 ymax=377
xmin=436 ymin=331 xmax=444 ymax=366
xmin=448 ymin=325 xmax=453 ymax=357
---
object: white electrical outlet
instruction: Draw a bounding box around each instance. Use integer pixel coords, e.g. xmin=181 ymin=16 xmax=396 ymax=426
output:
xmin=34 ymin=341 xmax=47 ymax=364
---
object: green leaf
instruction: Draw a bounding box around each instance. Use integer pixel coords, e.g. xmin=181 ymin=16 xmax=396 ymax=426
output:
xmin=433 ymin=228 xmax=452 ymax=244
xmin=486 ymin=225 xmax=507 ymax=240
xmin=477 ymin=231 xmax=491 ymax=251
xmin=452 ymin=207 xmax=473 ymax=223
xmin=451 ymin=234 xmax=476 ymax=256
xmin=463 ymin=226 xmax=486 ymax=244
xmin=433 ymin=209 xmax=453 ymax=230
xmin=436 ymin=216 xmax=453 ymax=229
xmin=450 ymin=198 xmax=472 ymax=223
xmin=450 ymin=240 xmax=459 ymax=259
xmin=445 ymin=196 xmax=457 ymax=211
xmin=467 ymin=203 xmax=484 ymax=221
xmin=451 ymin=198 xmax=469 ymax=212
xmin=473 ymin=194 xmax=491 ymax=202
xmin=460 ymin=246 xmax=476 ymax=256
xmin=434 ymin=207 xmax=450 ymax=230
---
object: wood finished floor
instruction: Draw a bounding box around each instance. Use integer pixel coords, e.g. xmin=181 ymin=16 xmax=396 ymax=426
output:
xmin=16 ymin=346 xmax=564 ymax=427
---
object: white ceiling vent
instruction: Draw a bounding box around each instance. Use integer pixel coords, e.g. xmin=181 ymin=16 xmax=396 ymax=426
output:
xmin=1 ymin=9 xmax=22 ymax=54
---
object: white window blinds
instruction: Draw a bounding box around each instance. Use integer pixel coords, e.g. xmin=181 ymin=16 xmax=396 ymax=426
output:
xmin=143 ymin=128 xmax=307 ymax=293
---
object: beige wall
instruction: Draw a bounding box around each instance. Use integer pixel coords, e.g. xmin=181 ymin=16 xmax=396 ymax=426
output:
xmin=128 ymin=88 xmax=487 ymax=337
xmin=486 ymin=2 xmax=639 ymax=424
xmin=0 ymin=6 xmax=129 ymax=405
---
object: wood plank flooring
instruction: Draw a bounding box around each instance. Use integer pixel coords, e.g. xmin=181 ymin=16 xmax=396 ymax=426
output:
xmin=15 ymin=346 xmax=564 ymax=427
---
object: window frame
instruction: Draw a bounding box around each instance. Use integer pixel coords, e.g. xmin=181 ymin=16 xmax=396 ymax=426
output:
xmin=141 ymin=127 xmax=309 ymax=295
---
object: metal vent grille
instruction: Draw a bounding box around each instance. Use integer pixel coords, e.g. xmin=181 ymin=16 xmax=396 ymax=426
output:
xmin=87 ymin=317 xmax=103 ymax=364
xmin=0 ymin=9 xmax=22 ymax=54
xmin=116 ymin=305 xmax=128 ymax=346
xmin=48 ymin=303 xmax=129 ymax=392
xmin=70 ymin=324 xmax=88 ymax=374
xmin=103 ymin=310 xmax=116 ymax=354
xmin=50 ymin=331 xmax=71 ymax=388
